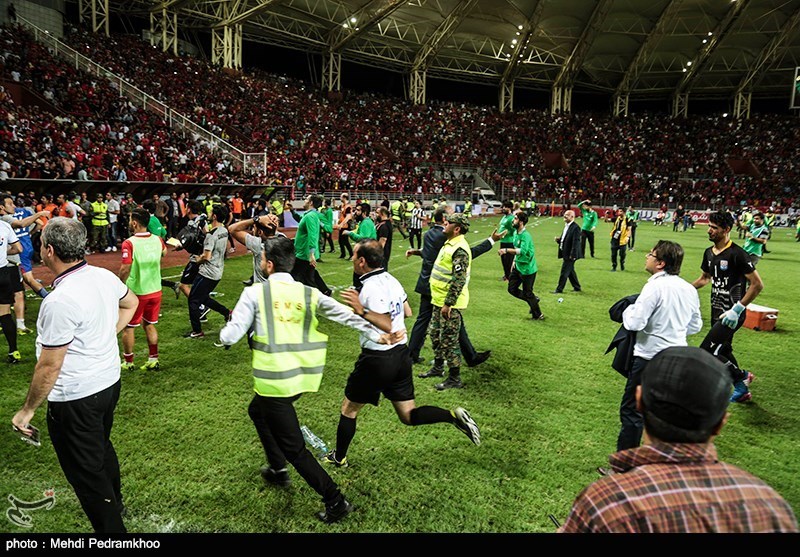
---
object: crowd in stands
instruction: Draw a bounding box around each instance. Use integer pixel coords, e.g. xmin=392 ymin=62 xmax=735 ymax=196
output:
xmin=0 ymin=25 xmax=249 ymax=185
xmin=1 ymin=23 xmax=798 ymax=209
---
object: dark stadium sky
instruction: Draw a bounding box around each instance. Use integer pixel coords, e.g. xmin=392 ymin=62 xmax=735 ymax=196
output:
xmin=104 ymin=12 xmax=789 ymax=116
xmin=242 ymin=40 xmax=787 ymax=115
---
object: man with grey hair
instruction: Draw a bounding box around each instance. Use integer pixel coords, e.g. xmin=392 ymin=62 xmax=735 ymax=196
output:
xmin=552 ymin=209 xmax=583 ymax=294
xmin=12 ymin=218 xmax=139 ymax=533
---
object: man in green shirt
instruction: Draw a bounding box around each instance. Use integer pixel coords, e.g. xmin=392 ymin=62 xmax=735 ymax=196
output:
xmin=577 ymin=200 xmax=598 ymax=258
xmin=499 ymin=211 xmax=543 ymax=320
xmin=142 ymin=199 xmax=167 ymax=239
xmin=344 ymin=202 xmax=377 ymax=289
xmin=318 ymin=198 xmax=335 ymax=259
xmin=345 ymin=203 xmax=377 ymax=243
xmin=625 ymin=206 xmax=639 ymax=251
xmin=290 ymin=195 xmax=330 ymax=296
xmin=742 ymin=212 xmax=770 ymax=267
xmin=498 ymin=200 xmax=516 ymax=280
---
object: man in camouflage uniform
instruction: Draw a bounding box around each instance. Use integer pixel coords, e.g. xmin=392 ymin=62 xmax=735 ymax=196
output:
xmin=428 ymin=213 xmax=472 ymax=391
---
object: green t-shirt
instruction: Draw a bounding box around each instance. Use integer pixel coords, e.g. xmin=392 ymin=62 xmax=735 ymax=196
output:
xmin=294 ymin=210 xmax=320 ymax=261
xmin=147 ymin=215 xmax=167 ymax=239
xmin=319 ymin=207 xmax=333 ymax=234
xmin=499 ymin=213 xmax=515 ymax=245
xmin=743 ymin=223 xmax=769 ymax=257
xmin=350 ymin=217 xmax=377 ymax=242
xmin=625 ymin=210 xmax=639 ymax=224
xmin=581 ymin=208 xmax=598 ymax=231
xmin=512 ymin=228 xmax=537 ymax=276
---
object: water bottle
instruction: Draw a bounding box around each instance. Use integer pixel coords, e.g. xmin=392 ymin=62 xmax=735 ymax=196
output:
xmin=300 ymin=425 xmax=329 ymax=457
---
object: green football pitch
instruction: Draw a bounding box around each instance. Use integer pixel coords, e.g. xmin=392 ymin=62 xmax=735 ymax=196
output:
xmin=2 ymin=215 xmax=798 ymax=532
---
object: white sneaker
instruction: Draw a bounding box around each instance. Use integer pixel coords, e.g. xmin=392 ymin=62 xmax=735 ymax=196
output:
xmin=112 ymin=246 xmax=117 ymax=252
xmin=104 ymin=247 xmax=112 ymax=252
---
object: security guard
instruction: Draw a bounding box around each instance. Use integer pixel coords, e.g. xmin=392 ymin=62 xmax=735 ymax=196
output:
xmin=218 ymin=236 xmax=395 ymax=523
xmin=390 ymin=198 xmax=408 ymax=239
xmin=91 ymin=192 xmax=109 ymax=252
xmin=464 ymin=198 xmax=473 ymax=218
xmin=429 ymin=213 xmax=471 ymax=391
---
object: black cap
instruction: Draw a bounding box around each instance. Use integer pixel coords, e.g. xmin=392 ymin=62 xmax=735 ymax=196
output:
xmin=641 ymin=347 xmax=730 ymax=433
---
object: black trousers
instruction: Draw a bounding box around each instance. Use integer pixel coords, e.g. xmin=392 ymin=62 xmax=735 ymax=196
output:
xmin=320 ymin=231 xmax=335 ymax=254
xmin=628 ymin=225 xmax=637 ymax=249
xmin=500 ymin=242 xmax=514 ymax=279
xmin=291 ymin=258 xmax=331 ymax=296
xmin=409 ymin=228 xmax=422 ymax=250
xmin=338 ymin=232 xmax=353 ymax=259
xmin=581 ymin=230 xmax=595 ymax=257
xmin=508 ymin=269 xmax=542 ymax=318
xmin=610 ymin=241 xmax=626 ymax=270
xmin=617 ymin=356 xmax=648 ymax=451
xmin=248 ymin=394 xmax=342 ymax=505
xmin=700 ymin=313 xmax=748 ymax=383
xmin=407 ymin=293 xmax=477 ymax=363
xmin=555 ymin=258 xmax=581 ymax=292
xmin=47 ymin=380 xmax=126 ymax=533
xmin=188 ymin=275 xmax=230 ymax=333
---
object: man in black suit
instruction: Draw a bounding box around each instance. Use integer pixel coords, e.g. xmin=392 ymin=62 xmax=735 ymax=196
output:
xmin=553 ymin=210 xmax=583 ymax=293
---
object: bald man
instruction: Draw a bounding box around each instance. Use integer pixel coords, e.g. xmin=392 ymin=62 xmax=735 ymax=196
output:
xmin=552 ymin=210 xmax=583 ymax=294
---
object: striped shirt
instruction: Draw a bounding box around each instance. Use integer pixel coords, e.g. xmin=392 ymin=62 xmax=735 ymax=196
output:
xmin=410 ymin=207 xmax=424 ymax=230
xmin=559 ymin=442 xmax=798 ymax=533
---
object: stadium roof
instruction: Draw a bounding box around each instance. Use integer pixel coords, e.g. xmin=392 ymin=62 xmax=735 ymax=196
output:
xmin=106 ymin=0 xmax=800 ymax=102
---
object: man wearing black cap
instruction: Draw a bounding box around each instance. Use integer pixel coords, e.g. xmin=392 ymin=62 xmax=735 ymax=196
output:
xmin=560 ymin=347 xmax=797 ymax=533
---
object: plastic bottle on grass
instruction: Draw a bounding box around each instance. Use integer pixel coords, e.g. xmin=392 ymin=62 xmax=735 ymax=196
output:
xmin=300 ymin=425 xmax=329 ymax=457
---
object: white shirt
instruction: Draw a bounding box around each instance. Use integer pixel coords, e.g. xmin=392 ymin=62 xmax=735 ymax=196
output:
xmin=219 ymin=272 xmax=382 ymax=347
xmin=0 ymin=220 xmax=19 ymax=267
xmin=358 ymin=269 xmax=408 ymax=351
xmin=37 ymin=263 xmax=129 ymax=402
xmin=622 ymin=271 xmax=703 ymax=360
xmin=560 ymin=221 xmax=572 ymax=250
xmin=107 ymin=198 xmax=120 ymax=223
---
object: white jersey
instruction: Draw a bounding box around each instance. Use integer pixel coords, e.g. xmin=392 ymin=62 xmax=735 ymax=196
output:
xmin=37 ymin=263 xmax=129 ymax=402
xmin=0 ymin=220 xmax=19 ymax=268
xmin=358 ymin=269 xmax=408 ymax=351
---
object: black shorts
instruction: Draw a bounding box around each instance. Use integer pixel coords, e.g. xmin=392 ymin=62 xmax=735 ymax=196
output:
xmin=345 ymin=345 xmax=414 ymax=406
xmin=180 ymin=261 xmax=200 ymax=285
xmin=0 ymin=265 xmax=21 ymax=304
xmin=8 ymin=265 xmax=23 ymax=293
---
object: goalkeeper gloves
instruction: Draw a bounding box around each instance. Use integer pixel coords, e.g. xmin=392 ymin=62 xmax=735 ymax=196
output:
xmin=720 ymin=302 xmax=746 ymax=329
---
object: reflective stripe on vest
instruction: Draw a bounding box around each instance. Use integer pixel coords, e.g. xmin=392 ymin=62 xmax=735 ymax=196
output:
xmin=251 ymin=281 xmax=328 ymax=397
xmin=91 ymin=201 xmax=108 ymax=225
xmin=430 ymin=234 xmax=471 ymax=309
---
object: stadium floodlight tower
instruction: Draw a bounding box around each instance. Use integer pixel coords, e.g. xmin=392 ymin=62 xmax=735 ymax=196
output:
xmin=78 ymin=0 xmax=109 ymax=36
xmin=670 ymin=0 xmax=748 ymax=118
xmin=323 ymin=0 xmax=406 ymax=93
xmin=408 ymin=0 xmax=479 ymax=106
xmin=734 ymin=4 xmax=800 ymax=118
xmin=550 ymin=0 xmax=613 ymax=115
xmin=499 ymin=1 xmax=546 ymax=114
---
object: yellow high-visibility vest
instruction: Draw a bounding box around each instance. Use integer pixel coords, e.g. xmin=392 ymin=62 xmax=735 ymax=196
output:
xmin=250 ymin=280 xmax=328 ymax=397
xmin=430 ymin=234 xmax=471 ymax=309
